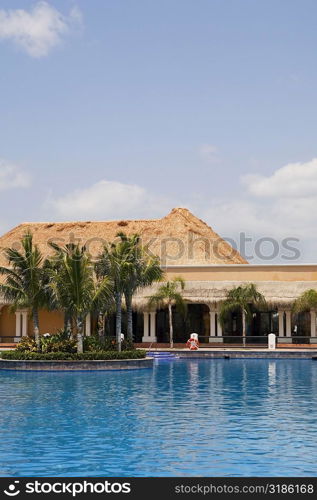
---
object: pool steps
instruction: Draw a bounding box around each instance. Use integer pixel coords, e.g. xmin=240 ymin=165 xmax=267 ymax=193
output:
xmin=147 ymin=351 xmax=179 ymax=359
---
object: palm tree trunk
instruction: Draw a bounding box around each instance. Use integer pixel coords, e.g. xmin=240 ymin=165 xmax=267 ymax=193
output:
xmin=98 ymin=311 xmax=105 ymax=341
xmin=66 ymin=319 xmax=72 ymax=338
xmin=168 ymin=303 xmax=173 ymax=349
xmin=242 ymin=309 xmax=246 ymax=348
xmin=64 ymin=312 xmax=68 ymax=330
xmin=116 ymin=292 xmax=122 ymax=352
xmin=76 ymin=315 xmax=84 ymax=353
xmin=125 ymin=293 xmax=133 ymax=340
xmin=72 ymin=317 xmax=77 ymax=338
xmin=64 ymin=311 xmax=72 ymax=337
xmin=32 ymin=307 xmax=40 ymax=350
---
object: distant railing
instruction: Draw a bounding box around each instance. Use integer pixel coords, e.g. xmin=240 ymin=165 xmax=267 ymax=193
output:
xmin=198 ymin=335 xmax=313 ymax=346
xmin=199 ymin=335 xmax=269 ymax=345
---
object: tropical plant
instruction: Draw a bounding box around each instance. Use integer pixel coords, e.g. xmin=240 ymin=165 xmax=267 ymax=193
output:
xmin=46 ymin=242 xmax=76 ymax=332
xmin=0 ymin=231 xmax=49 ymax=349
xmin=48 ymin=243 xmax=112 ymax=353
xmin=96 ymin=237 xmax=133 ymax=351
xmin=293 ymin=289 xmax=317 ymax=313
xmin=15 ymin=336 xmax=38 ymax=352
xmin=219 ymin=283 xmax=266 ymax=347
xmin=83 ymin=335 xmax=135 ymax=352
xmin=116 ymin=232 xmax=163 ymax=340
xmin=39 ymin=331 xmax=77 ymax=353
xmin=148 ymin=276 xmax=186 ymax=348
xmin=83 ymin=335 xmax=106 ymax=352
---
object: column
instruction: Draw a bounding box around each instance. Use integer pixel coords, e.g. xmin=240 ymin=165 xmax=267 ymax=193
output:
xmin=21 ymin=310 xmax=28 ymax=337
xmin=284 ymin=310 xmax=292 ymax=343
xmin=285 ymin=311 xmax=292 ymax=336
xmin=277 ymin=309 xmax=292 ymax=344
xmin=142 ymin=312 xmax=150 ymax=342
xmin=208 ymin=309 xmax=217 ymax=343
xmin=278 ymin=310 xmax=285 ymax=337
xmin=310 ymin=310 xmax=317 ymax=344
xmin=85 ymin=313 xmax=91 ymax=337
xmin=217 ymin=318 xmax=222 ymax=336
xmin=149 ymin=312 xmax=157 ymax=342
xmin=15 ymin=311 xmax=22 ymax=342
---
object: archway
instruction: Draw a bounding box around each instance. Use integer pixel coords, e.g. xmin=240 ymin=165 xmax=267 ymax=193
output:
xmin=156 ymin=304 xmax=210 ymax=344
xmin=103 ymin=311 xmax=144 ymax=342
xmin=292 ymin=312 xmax=310 ymax=344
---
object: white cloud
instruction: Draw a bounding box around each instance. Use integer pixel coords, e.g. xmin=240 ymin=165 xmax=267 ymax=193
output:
xmin=0 ymin=1 xmax=82 ymax=58
xmin=198 ymin=197 xmax=310 ymax=263
xmin=199 ymin=144 xmax=219 ymax=163
xmin=49 ymin=179 xmax=171 ymax=220
xmin=242 ymin=158 xmax=317 ymax=198
xmin=202 ymin=199 xmax=279 ymax=236
xmin=0 ymin=159 xmax=31 ymax=190
xmin=198 ymin=157 xmax=317 ymax=261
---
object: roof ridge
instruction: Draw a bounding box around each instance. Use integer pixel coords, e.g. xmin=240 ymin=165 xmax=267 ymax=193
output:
xmin=166 ymin=207 xmax=222 ymax=236
xmin=17 ymin=208 xmax=204 ymax=226
xmin=17 ymin=217 xmax=161 ymax=225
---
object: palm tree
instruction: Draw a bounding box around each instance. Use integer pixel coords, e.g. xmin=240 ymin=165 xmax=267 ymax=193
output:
xmin=0 ymin=231 xmax=48 ymax=349
xmin=219 ymin=283 xmax=266 ymax=347
xmin=46 ymin=242 xmax=73 ymax=332
xmin=48 ymin=243 xmax=112 ymax=353
xmin=96 ymin=238 xmax=131 ymax=351
xmin=116 ymin=232 xmax=163 ymax=340
xmin=293 ymin=289 xmax=317 ymax=313
xmin=148 ymin=276 xmax=186 ymax=348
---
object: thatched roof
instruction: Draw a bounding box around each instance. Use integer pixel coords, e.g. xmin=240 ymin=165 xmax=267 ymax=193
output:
xmin=132 ymin=280 xmax=317 ymax=311
xmin=0 ymin=207 xmax=247 ymax=267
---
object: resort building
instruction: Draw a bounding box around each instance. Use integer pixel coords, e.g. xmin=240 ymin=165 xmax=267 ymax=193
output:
xmin=0 ymin=207 xmax=316 ymax=345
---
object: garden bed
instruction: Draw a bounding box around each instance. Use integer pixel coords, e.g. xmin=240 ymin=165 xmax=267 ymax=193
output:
xmin=0 ymin=350 xmax=153 ymax=371
xmin=1 ymin=350 xmax=146 ymax=361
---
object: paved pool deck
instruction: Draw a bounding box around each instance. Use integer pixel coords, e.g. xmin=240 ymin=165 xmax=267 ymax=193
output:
xmin=145 ymin=348 xmax=317 ymax=358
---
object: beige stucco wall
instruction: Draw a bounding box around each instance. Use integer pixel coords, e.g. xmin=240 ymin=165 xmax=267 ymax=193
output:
xmin=164 ymin=265 xmax=317 ymax=282
xmin=0 ymin=309 xmax=64 ymax=339
xmin=0 ymin=305 xmax=15 ymax=337
xmin=26 ymin=310 xmax=64 ymax=336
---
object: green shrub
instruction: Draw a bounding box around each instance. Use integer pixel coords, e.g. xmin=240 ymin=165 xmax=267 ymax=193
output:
xmin=83 ymin=335 xmax=106 ymax=352
xmin=1 ymin=350 xmax=146 ymax=361
xmin=16 ymin=332 xmax=136 ymax=355
xmin=121 ymin=338 xmax=135 ymax=351
xmin=46 ymin=339 xmax=77 ymax=353
xmin=103 ymin=337 xmax=118 ymax=351
xmin=16 ymin=331 xmax=77 ymax=354
xmin=40 ymin=331 xmax=77 ymax=353
xmin=84 ymin=335 xmax=135 ymax=352
xmin=16 ymin=337 xmax=37 ymax=352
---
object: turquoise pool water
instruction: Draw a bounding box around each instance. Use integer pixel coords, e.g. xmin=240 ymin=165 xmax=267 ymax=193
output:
xmin=1 ymin=359 xmax=317 ymax=477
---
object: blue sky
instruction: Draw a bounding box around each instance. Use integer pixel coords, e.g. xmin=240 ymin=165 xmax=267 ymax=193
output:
xmin=0 ymin=0 xmax=317 ymax=262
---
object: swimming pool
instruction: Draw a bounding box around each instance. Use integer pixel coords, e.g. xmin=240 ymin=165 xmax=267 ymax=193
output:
xmin=1 ymin=358 xmax=317 ymax=477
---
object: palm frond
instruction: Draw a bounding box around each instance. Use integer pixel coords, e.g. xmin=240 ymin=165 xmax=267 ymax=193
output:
xmin=147 ymin=276 xmax=186 ymax=315
xmin=0 ymin=231 xmax=48 ymax=312
xmin=219 ymin=283 xmax=266 ymax=327
xmin=293 ymin=289 xmax=317 ymax=313
xmin=173 ymin=276 xmax=185 ymax=290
